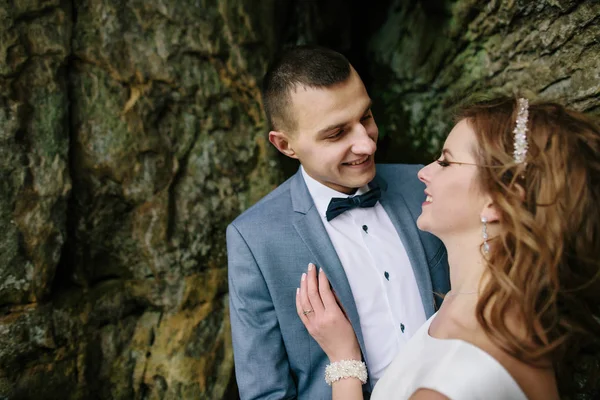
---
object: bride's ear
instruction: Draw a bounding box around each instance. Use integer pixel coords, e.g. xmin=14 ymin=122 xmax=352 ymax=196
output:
xmin=480 ymin=198 xmax=500 ymax=223
xmin=480 ymin=181 xmax=526 ymax=222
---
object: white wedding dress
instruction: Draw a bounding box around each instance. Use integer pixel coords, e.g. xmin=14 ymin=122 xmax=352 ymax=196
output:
xmin=371 ymin=313 xmax=528 ymax=399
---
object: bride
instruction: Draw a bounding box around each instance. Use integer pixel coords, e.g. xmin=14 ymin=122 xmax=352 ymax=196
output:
xmin=296 ymin=97 xmax=600 ymax=399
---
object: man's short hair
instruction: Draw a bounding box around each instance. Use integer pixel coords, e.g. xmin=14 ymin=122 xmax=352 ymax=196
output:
xmin=261 ymin=45 xmax=352 ymax=132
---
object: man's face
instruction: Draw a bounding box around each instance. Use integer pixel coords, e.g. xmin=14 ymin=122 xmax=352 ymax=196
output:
xmin=281 ymin=69 xmax=378 ymax=194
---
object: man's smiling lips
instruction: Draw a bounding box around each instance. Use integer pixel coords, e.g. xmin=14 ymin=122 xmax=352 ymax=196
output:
xmin=343 ymin=155 xmax=370 ymax=166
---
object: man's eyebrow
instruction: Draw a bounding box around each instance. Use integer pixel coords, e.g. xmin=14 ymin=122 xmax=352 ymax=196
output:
xmin=362 ymin=100 xmax=373 ymax=115
xmin=317 ymin=100 xmax=374 ymax=135
xmin=318 ymin=122 xmax=346 ymax=135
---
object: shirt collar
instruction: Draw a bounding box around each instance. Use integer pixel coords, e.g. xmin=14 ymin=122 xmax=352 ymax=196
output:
xmin=301 ymin=166 xmax=370 ymax=219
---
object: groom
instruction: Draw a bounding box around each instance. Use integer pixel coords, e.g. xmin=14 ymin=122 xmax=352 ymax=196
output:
xmin=227 ymin=46 xmax=450 ymax=399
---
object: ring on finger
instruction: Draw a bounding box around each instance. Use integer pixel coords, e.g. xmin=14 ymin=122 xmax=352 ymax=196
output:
xmin=302 ymin=309 xmax=314 ymax=316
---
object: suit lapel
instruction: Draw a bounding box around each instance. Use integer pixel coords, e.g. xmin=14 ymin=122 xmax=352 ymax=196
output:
xmin=372 ymin=174 xmax=436 ymax=317
xmin=290 ymin=170 xmax=369 ymax=364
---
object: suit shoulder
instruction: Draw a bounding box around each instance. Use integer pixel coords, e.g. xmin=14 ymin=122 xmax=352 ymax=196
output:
xmin=376 ymin=163 xmax=423 ymax=186
xmin=229 ymin=175 xmax=294 ymax=229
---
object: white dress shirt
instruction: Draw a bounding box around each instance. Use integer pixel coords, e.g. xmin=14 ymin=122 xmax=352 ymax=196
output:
xmin=301 ymin=167 xmax=426 ymax=385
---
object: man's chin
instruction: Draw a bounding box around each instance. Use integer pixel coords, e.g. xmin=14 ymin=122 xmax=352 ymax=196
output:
xmin=334 ymin=165 xmax=376 ymax=190
xmin=361 ymin=165 xmax=377 ymax=184
xmin=347 ymin=176 xmax=376 ymax=191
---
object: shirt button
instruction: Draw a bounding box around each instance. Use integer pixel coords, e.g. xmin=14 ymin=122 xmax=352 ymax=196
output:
xmin=362 ymin=225 xmax=368 ymax=233
xmin=384 ymin=271 xmax=390 ymax=281
xmin=400 ymin=323 xmax=405 ymax=333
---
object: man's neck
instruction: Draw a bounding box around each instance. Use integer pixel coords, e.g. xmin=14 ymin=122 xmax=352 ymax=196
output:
xmin=300 ymin=166 xmax=367 ymax=218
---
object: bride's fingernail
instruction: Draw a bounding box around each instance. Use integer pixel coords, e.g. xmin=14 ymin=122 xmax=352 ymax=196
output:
xmin=296 ymin=288 xmax=299 ymax=295
xmin=301 ymin=273 xmax=306 ymax=281
xmin=308 ymin=263 xmax=313 ymax=271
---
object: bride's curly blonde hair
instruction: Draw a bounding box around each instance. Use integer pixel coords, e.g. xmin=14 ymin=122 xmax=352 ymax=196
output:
xmin=457 ymin=97 xmax=600 ymax=396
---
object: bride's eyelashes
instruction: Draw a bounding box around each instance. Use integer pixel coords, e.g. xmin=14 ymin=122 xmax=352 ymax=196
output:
xmin=436 ymin=158 xmax=451 ymax=167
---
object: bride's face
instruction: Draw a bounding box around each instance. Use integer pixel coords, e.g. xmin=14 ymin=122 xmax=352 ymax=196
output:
xmin=416 ymin=119 xmax=489 ymax=240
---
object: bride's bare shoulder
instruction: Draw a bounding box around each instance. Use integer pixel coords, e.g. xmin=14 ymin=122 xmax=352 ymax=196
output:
xmin=431 ymin=299 xmax=559 ymax=400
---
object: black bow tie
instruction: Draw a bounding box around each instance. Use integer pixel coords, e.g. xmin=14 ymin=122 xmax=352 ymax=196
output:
xmin=325 ymin=187 xmax=382 ymax=221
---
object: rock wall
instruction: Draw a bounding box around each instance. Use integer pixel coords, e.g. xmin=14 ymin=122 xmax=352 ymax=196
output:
xmin=369 ymin=0 xmax=600 ymax=163
xmin=1 ymin=0 xmax=598 ymax=399
xmin=0 ymin=0 xmax=281 ymax=398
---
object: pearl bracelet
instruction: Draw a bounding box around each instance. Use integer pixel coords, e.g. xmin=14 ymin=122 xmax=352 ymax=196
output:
xmin=324 ymin=359 xmax=368 ymax=386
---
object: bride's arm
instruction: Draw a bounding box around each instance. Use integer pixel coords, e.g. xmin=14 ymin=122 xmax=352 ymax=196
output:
xmin=331 ymin=378 xmax=364 ymax=400
xmin=296 ymin=263 xmax=365 ymax=400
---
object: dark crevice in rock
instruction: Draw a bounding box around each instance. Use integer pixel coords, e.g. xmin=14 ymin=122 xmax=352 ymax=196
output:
xmin=51 ymin=0 xmax=80 ymax=296
xmin=165 ymin=103 xmax=203 ymax=243
xmin=88 ymin=274 xmax=122 ymax=288
xmin=11 ymin=5 xmax=60 ymax=24
xmin=89 ymin=301 xmax=148 ymax=330
xmin=539 ymin=76 xmax=573 ymax=96
xmin=583 ymin=103 xmax=600 ymax=116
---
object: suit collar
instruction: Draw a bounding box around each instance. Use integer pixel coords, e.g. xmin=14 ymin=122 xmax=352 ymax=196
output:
xmin=369 ymin=170 xmax=388 ymax=192
xmin=290 ymin=169 xmax=314 ymax=214
xmin=377 ymin=181 xmax=436 ymax=316
xmin=291 ymin=202 xmax=369 ymax=368
xmin=290 ymin=166 xmax=372 ymax=366
xmin=290 ymin=166 xmax=389 ymax=215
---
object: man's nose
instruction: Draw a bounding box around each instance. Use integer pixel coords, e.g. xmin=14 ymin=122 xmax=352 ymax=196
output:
xmin=350 ymin=125 xmax=377 ymax=155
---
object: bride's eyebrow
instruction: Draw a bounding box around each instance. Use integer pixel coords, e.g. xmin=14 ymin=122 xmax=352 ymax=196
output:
xmin=441 ymin=149 xmax=455 ymax=158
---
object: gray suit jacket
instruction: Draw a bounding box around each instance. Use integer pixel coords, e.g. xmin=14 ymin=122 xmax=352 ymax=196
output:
xmin=227 ymin=164 xmax=450 ymax=400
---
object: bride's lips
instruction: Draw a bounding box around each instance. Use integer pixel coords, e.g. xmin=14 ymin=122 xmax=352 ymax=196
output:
xmin=422 ymin=191 xmax=432 ymax=206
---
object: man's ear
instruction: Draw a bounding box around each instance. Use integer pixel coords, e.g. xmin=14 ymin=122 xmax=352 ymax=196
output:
xmin=269 ymin=130 xmax=298 ymax=159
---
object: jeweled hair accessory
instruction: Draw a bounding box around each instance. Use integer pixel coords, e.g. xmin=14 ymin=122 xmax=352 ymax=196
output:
xmin=513 ymin=98 xmax=529 ymax=164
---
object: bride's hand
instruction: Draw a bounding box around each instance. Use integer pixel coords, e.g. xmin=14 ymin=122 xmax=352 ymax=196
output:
xmin=296 ymin=263 xmax=361 ymax=362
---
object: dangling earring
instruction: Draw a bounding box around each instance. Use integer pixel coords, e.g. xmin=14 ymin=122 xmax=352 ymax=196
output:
xmin=481 ymin=216 xmax=490 ymax=255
